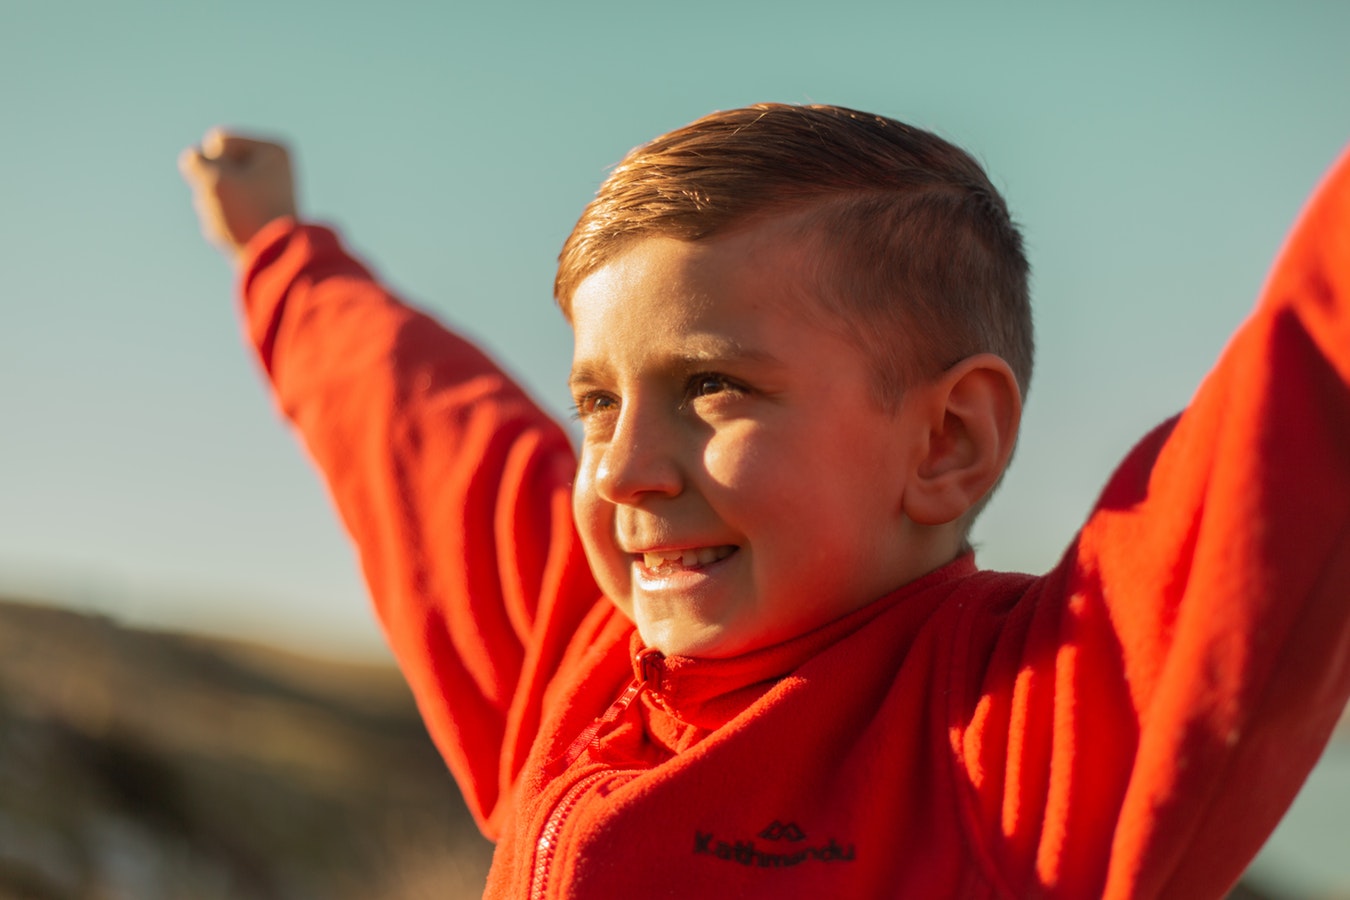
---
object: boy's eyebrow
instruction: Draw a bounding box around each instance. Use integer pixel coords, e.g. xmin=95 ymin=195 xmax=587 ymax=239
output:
xmin=567 ymin=362 xmax=609 ymax=389
xmin=568 ymin=344 xmax=786 ymax=388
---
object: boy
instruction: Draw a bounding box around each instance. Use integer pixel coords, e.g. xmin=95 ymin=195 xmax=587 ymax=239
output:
xmin=179 ymin=105 xmax=1350 ymax=898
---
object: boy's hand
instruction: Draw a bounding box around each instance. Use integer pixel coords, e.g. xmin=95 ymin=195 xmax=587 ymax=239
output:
xmin=179 ymin=128 xmax=297 ymax=261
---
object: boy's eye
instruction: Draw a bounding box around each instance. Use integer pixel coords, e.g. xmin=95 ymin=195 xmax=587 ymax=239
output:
xmin=571 ymin=392 xmax=618 ymax=420
xmin=684 ymin=373 xmax=744 ymax=404
xmin=693 ymin=375 xmax=729 ymax=396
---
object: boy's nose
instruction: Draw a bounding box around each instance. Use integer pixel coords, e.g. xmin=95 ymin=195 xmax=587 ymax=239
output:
xmin=594 ymin=411 xmax=683 ymax=504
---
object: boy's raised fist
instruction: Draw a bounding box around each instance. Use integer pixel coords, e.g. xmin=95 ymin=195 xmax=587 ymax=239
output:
xmin=179 ymin=128 xmax=296 ymax=260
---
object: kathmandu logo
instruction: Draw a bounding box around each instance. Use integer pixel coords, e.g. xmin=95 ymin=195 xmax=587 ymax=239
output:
xmin=694 ymin=821 xmax=855 ymax=867
xmin=758 ymin=821 xmax=806 ymax=841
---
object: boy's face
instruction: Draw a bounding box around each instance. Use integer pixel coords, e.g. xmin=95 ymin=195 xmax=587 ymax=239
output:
xmin=569 ymin=224 xmax=931 ymax=659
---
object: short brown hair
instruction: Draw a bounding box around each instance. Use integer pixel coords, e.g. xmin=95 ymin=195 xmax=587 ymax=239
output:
xmin=555 ymin=103 xmax=1033 ymax=406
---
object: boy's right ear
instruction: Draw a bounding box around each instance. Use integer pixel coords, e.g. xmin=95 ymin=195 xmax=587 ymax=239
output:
xmin=900 ymin=354 xmax=1022 ymax=527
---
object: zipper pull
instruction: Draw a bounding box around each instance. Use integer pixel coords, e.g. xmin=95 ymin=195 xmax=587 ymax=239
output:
xmin=637 ymin=647 xmax=663 ymax=687
xmin=546 ymin=648 xmax=664 ymax=776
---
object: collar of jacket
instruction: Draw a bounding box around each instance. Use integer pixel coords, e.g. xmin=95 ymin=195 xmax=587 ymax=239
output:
xmin=627 ymin=552 xmax=978 ymax=734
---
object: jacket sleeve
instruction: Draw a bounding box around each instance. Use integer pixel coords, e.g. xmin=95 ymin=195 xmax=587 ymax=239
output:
xmin=959 ymin=147 xmax=1350 ymax=898
xmin=235 ymin=220 xmax=602 ymax=836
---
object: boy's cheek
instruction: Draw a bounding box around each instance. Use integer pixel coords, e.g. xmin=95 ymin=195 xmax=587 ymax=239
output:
xmin=571 ymin=485 xmax=632 ymax=617
xmin=606 ymin=592 xmax=636 ymax=624
xmin=570 ymin=469 xmax=601 ymax=545
xmin=584 ymin=543 xmax=635 ymax=624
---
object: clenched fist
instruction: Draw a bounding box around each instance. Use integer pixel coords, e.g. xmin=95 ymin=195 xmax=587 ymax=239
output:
xmin=179 ymin=128 xmax=297 ymax=261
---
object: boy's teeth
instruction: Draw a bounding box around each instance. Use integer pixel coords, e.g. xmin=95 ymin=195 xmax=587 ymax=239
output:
xmin=641 ymin=547 xmax=732 ymax=570
xmin=643 ymin=550 xmax=681 ymax=568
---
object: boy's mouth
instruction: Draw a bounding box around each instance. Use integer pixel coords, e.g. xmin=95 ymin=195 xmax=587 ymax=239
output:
xmin=638 ymin=546 xmax=736 ymax=575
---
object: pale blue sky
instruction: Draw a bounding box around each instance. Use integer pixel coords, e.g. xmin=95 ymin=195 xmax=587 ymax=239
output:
xmin=3 ymin=1 xmax=1349 ymax=660
xmin=4 ymin=3 xmax=1350 ymax=889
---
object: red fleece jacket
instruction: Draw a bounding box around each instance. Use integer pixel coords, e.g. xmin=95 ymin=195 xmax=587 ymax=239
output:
xmin=237 ymin=147 xmax=1350 ymax=898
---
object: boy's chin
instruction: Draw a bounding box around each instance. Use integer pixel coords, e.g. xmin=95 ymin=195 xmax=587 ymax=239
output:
xmin=635 ymin=617 xmax=759 ymax=661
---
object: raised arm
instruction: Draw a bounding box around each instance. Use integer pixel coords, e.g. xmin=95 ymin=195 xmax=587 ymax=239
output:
xmin=180 ymin=132 xmax=602 ymax=833
xmin=1086 ymin=146 xmax=1350 ymax=898
xmin=957 ymin=145 xmax=1350 ymax=898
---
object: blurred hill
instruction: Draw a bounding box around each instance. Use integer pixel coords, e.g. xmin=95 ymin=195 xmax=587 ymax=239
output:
xmin=0 ymin=597 xmax=492 ymax=900
xmin=0 ymin=596 xmax=1343 ymax=899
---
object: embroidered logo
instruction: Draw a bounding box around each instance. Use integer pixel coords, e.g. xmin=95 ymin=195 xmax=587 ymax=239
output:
xmin=694 ymin=821 xmax=855 ymax=867
xmin=758 ymin=821 xmax=805 ymax=842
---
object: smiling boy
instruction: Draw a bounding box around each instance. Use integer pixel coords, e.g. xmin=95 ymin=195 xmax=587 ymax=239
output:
xmin=567 ymin=223 xmax=1016 ymax=659
xmin=181 ymin=105 xmax=1350 ymax=898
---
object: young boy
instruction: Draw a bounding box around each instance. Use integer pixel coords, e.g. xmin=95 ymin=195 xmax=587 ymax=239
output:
xmin=179 ymin=104 xmax=1350 ymax=898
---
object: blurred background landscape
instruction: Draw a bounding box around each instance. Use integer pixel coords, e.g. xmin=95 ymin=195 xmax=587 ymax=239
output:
xmin=3 ymin=1 xmax=1349 ymax=897
xmin=0 ymin=597 xmax=493 ymax=899
xmin=0 ymin=595 xmax=1344 ymax=899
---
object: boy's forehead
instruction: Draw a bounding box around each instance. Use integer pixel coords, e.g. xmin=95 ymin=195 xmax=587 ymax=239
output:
xmin=570 ymin=223 xmax=829 ymax=323
xmin=567 ymin=228 xmax=852 ymax=379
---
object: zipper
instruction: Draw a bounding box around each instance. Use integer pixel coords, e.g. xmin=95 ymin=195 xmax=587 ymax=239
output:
xmin=529 ymin=648 xmax=664 ymax=899
xmin=546 ymin=647 xmax=664 ymax=776
xmin=529 ymin=768 xmax=617 ymax=900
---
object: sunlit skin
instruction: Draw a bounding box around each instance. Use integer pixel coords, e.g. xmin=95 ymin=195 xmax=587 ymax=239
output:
xmin=178 ymin=129 xmax=295 ymax=257
xmin=176 ymin=127 xmax=1012 ymax=659
xmin=568 ymin=223 xmax=976 ymax=659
